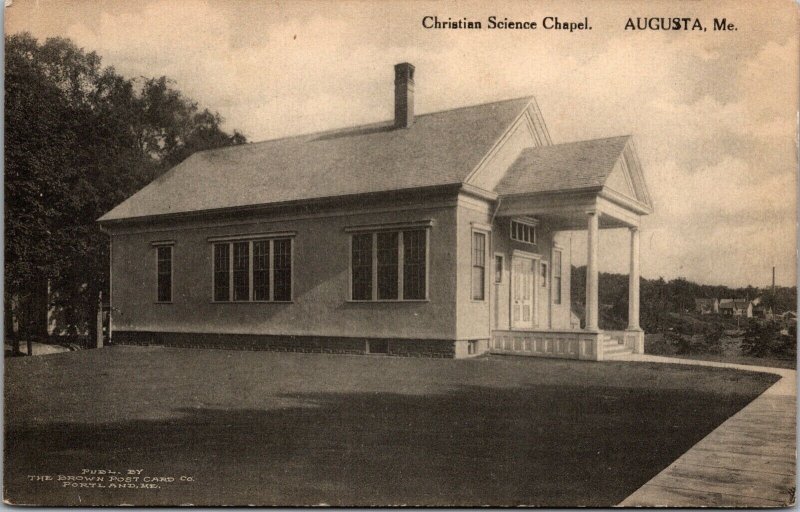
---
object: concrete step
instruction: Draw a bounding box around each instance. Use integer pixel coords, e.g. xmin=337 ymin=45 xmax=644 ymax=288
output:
xmin=603 ymin=345 xmax=633 ymax=356
xmin=604 ymin=350 xmax=634 ymax=360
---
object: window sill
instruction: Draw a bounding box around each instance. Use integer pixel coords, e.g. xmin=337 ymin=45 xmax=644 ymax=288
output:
xmin=346 ymin=299 xmax=430 ymax=303
xmin=210 ymin=300 xmax=294 ymax=304
xmin=155 ymin=301 xmax=173 ymax=304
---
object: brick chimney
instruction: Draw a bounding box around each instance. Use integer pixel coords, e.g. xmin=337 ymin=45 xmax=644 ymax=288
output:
xmin=394 ymin=62 xmax=415 ymax=128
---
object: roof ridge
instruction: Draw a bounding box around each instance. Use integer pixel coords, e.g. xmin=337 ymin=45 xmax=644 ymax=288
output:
xmin=413 ymin=95 xmax=534 ymax=118
xmin=193 ymin=96 xmax=536 ymax=157
xmin=525 ymin=135 xmax=631 ymax=150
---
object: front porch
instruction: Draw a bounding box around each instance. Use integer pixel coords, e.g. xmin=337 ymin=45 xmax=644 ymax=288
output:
xmin=488 ymin=136 xmax=652 ymax=361
xmin=489 ymin=200 xmax=646 ymax=361
xmin=488 ymin=199 xmax=647 ymax=361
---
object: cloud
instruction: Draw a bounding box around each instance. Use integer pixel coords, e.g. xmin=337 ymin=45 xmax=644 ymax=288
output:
xmin=7 ymin=0 xmax=798 ymax=286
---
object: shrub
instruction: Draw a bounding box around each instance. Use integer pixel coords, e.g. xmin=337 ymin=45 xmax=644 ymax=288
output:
xmin=741 ymin=320 xmax=793 ymax=358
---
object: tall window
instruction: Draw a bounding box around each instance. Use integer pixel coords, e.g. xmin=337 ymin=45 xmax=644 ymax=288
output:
xmin=472 ymin=232 xmax=486 ymax=300
xmin=213 ymin=238 xmax=292 ymax=302
xmin=232 ymin=242 xmax=249 ymax=301
xmin=510 ymin=219 xmax=537 ymax=244
xmin=156 ymin=246 xmax=172 ymax=302
xmin=494 ymin=255 xmax=504 ymax=284
xmin=403 ymin=230 xmax=426 ymax=300
xmin=253 ymin=241 xmax=269 ymax=301
xmin=377 ymin=232 xmax=399 ymax=300
xmin=541 ymin=262 xmax=548 ymax=287
xmin=273 ymin=239 xmax=292 ymax=301
xmin=214 ymin=244 xmax=230 ymax=302
xmin=552 ymin=249 xmax=562 ymax=304
xmin=350 ymin=229 xmax=427 ymax=301
xmin=351 ymin=234 xmax=373 ymax=300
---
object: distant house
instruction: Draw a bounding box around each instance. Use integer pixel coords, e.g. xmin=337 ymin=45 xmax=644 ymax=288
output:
xmin=749 ymin=296 xmax=774 ymax=320
xmin=97 ymin=62 xmax=653 ymax=360
xmin=719 ymin=299 xmax=752 ymax=318
xmin=751 ymin=302 xmax=774 ymax=320
xmin=695 ymin=298 xmax=719 ymax=315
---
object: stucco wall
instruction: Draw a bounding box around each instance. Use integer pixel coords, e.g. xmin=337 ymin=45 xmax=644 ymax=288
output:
xmin=454 ymin=196 xmax=493 ymax=340
xmin=109 ymin=201 xmax=458 ymax=341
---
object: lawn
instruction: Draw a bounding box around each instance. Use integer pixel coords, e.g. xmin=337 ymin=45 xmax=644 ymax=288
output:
xmin=4 ymin=346 xmax=780 ymax=506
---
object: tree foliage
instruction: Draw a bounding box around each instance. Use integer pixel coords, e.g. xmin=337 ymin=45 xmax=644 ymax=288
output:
xmin=571 ymin=265 xmax=797 ymax=333
xmin=5 ymin=33 xmax=247 ymax=339
xmin=741 ymin=320 xmax=796 ymax=359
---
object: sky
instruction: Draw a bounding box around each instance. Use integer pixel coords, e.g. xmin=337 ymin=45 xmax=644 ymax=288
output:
xmin=6 ymin=0 xmax=798 ymax=287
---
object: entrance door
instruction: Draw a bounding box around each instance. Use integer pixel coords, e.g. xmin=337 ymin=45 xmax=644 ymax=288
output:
xmin=511 ymin=257 xmax=537 ymax=329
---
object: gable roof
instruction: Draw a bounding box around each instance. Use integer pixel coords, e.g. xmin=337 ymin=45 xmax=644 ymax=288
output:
xmin=99 ymin=97 xmax=534 ymax=222
xmin=495 ymin=136 xmax=633 ymax=196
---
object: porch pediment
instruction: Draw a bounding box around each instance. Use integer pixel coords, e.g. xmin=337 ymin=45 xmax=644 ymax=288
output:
xmin=493 ymin=135 xmax=653 ymax=221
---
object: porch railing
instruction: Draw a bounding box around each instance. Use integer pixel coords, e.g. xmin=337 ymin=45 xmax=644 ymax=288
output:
xmin=490 ymin=329 xmax=602 ymax=360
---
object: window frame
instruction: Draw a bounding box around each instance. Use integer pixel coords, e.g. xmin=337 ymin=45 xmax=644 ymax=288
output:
xmin=510 ymin=218 xmax=538 ymax=245
xmin=494 ymin=253 xmax=504 ymax=284
xmin=210 ymin=236 xmax=294 ymax=303
xmin=471 ymin=229 xmax=487 ymax=302
xmin=153 ymin=242 xmax=174 ymax=304
xmin=540 ymin=261 xmax=548 ymax=288
xmin=347 ymin=227 xmax=430 ymax=303
xmin=552 ymin=248 xmax=563 ymax=305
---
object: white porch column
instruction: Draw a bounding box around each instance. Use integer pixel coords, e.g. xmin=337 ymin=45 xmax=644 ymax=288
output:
xmin=585 ymin=211 xmax=599 ymax=331
xmin=627 ymin=227 xmax=640 ymax=330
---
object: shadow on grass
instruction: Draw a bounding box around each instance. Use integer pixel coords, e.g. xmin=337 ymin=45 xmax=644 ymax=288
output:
xmin=5 ymin=380 xmax=774 ymax=506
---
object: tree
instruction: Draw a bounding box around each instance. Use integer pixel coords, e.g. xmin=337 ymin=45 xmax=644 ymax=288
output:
xmin=5 ymin=33 xmax=247 ymax=347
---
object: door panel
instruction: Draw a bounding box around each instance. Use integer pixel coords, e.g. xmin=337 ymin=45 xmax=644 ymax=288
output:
xmin=512 ymin=257 xmax=536 ymax=329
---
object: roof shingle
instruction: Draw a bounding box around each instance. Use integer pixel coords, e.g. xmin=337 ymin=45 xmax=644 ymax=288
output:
xmin=99 ymin=97 xmax=534 ymax=221
xmin=495 ymin=136 xmax=631 ymax=196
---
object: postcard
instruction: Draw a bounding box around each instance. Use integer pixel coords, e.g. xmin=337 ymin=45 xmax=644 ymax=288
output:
xmin=4 ymin=0 xmax=797 ymax=506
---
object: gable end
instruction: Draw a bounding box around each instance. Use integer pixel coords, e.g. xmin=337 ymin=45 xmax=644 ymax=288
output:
xmin=465 ymin=98 xmax=552 ymax=191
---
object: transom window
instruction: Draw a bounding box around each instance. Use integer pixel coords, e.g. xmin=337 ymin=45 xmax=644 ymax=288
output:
xmin=213 ymin=238 xmax=292 ymax=302
xmin=510 ymin=219 xmax=537 ymax=244
xmin=350 ymin=229 xmax=427 ymax=301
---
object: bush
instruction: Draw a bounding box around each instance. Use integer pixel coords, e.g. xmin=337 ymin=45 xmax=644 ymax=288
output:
xmin=741 ymin=320 xmax=795 ymax=359
xmin=698 ymin=323 xmax=725 ymax=355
